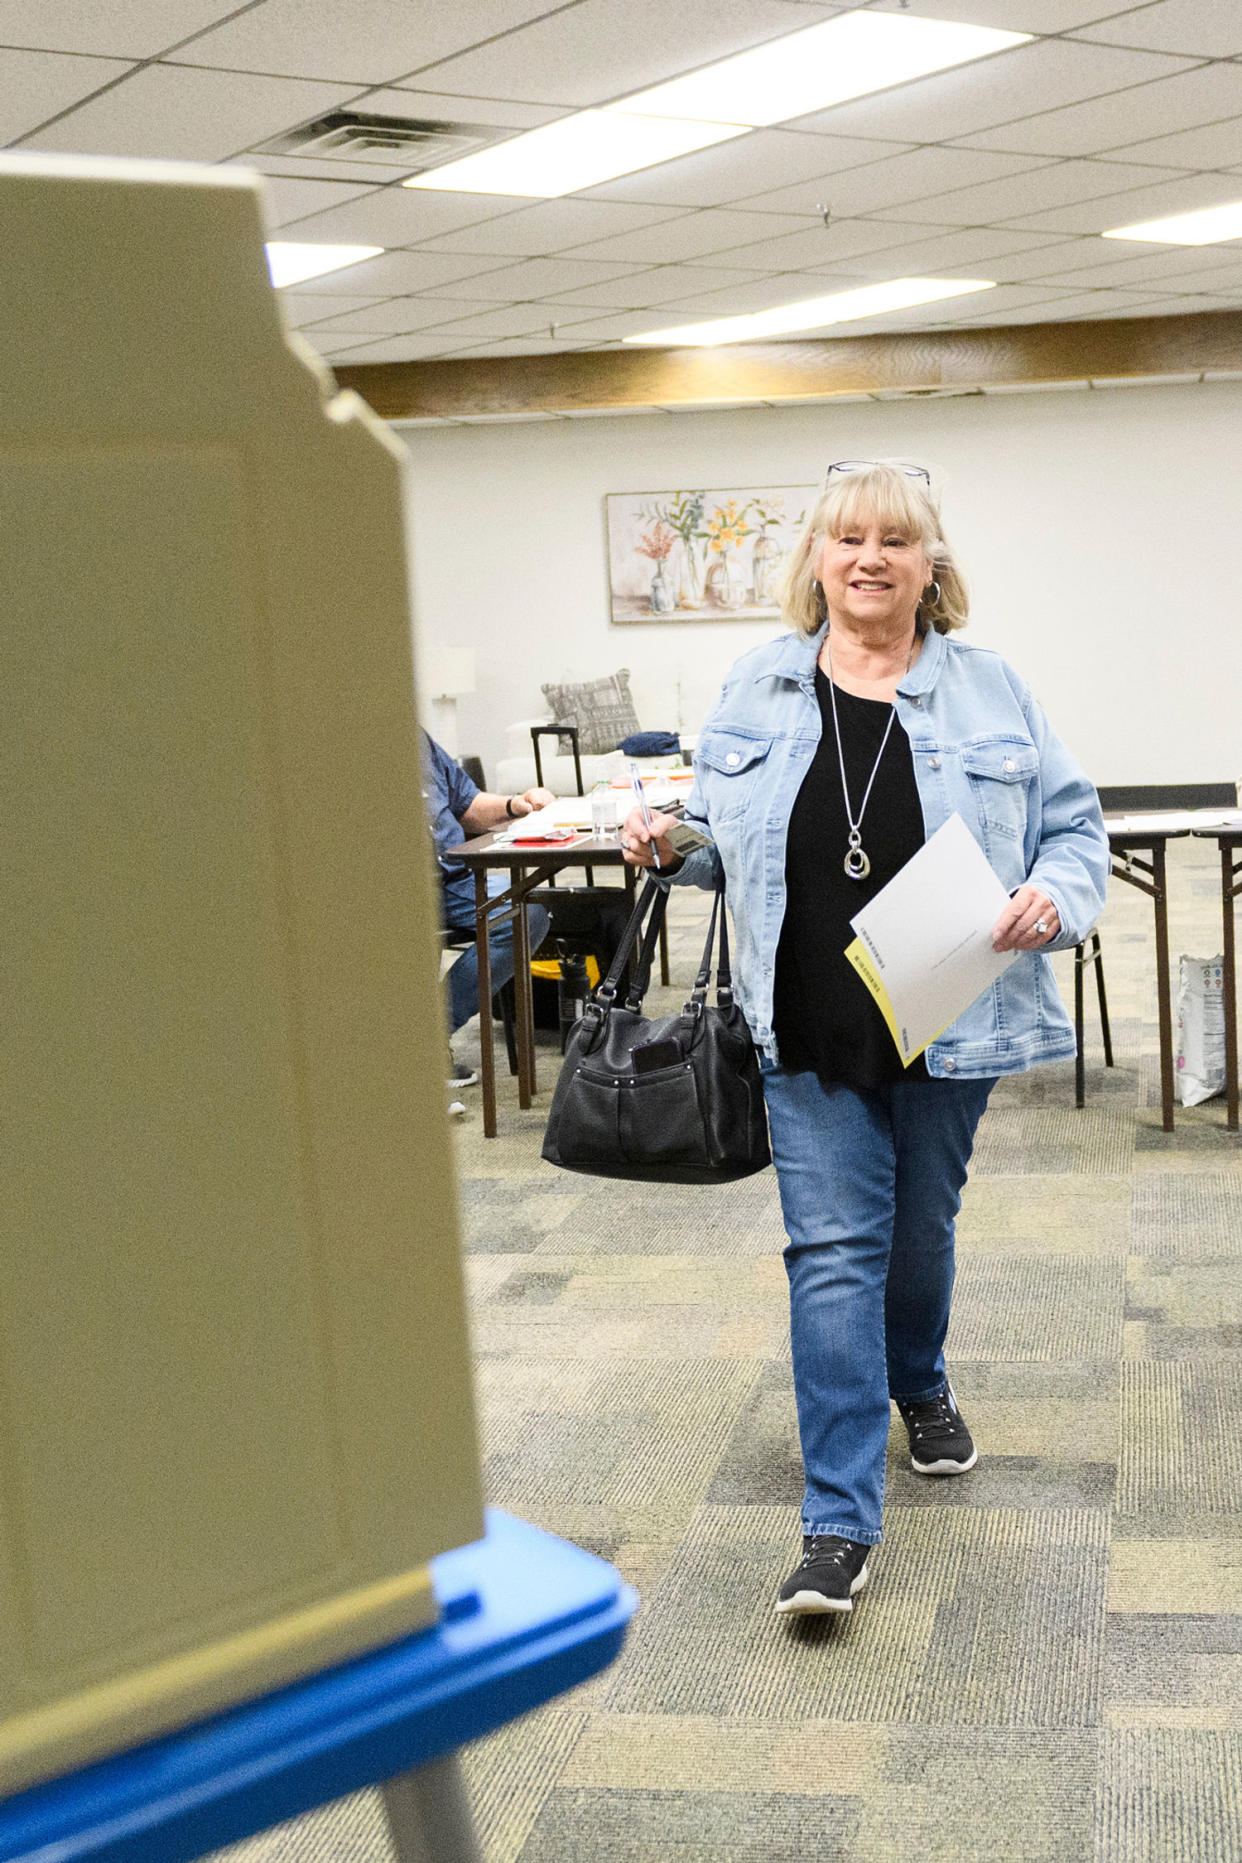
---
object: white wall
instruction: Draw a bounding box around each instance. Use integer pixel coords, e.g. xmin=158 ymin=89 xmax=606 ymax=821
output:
xmin=398 ymin=378 xmax=1242 ymax=789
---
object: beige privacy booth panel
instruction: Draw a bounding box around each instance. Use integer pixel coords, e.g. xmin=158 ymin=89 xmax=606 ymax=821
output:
xmin=0 ymin=152 xmax=482 ymax=1794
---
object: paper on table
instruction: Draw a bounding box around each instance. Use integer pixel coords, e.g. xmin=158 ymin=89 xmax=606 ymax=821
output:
xmin=1105 ymin=808 xmax=1242 ymax=834
xmin=844 ymin=812 xmax=1019 ymax=1066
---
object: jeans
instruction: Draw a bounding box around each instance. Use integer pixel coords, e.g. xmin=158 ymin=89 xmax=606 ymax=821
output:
xmin=761 ymin=1063 xmax=996 ymax=1545
xmin=441 ymin=870 xmax=551 ymax=1038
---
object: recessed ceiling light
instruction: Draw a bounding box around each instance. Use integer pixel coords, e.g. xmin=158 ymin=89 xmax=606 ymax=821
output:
xmin=623 ymin=279 xmax=997 ymax=347
xmin=265 ymin=242 xmax=383 ymax=287
xmin=618 ymin=11 xmax=1029 ymax=129
xmin=403 ymin=10 xmax=1027 ymax=200
xmin=402 ymin=110 xmax=746 ymax=198
xmin=1102 ymin=200 xmax=1242 ymax=245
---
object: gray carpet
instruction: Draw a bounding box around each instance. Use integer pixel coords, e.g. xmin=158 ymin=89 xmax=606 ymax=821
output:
xmin=209 ymin=837 xmax=1242 ymax=1863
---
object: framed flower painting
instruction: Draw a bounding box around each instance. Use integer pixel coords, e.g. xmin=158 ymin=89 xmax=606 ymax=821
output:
xmin=604 ymin=485 xmax=814 ymax=624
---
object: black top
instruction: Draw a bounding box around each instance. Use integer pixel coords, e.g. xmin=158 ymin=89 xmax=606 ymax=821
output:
xmin=773 ymin=665 xmax=929 ymax=1087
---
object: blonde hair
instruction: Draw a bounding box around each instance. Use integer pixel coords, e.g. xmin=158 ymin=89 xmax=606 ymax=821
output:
xmin=780 ymin=461 xmax=968 ymax=637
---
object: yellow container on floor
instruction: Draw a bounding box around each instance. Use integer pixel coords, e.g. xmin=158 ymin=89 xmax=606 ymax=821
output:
xmin=0 ymin=154 xmax=481 ymax=1793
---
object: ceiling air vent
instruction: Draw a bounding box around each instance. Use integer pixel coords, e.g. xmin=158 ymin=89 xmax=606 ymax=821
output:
xmin=258 ymin=110 xmax=507 ymax=171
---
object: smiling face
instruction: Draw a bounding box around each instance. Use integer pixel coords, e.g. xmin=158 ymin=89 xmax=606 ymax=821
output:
xmin=815 ymin=511 xmax=933 ymax=640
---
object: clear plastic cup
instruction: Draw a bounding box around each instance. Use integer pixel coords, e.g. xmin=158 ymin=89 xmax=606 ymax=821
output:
xmin=590 ymin=787 xmax=618 ymax=838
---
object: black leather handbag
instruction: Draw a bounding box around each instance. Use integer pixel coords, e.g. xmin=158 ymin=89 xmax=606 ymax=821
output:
xmin=542 ymin=876 xmax=771 ymax=1183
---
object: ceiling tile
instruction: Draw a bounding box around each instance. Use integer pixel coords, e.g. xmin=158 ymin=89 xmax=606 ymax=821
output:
xmin=413 ymin=198 xmax=692 ymax=258
xmin=414 ymin=256 xmax=654 ymax=300
xmin=644 ymin=270 xmax=883 ymax=315
xmin=0 ymin=1 xmax=234 ymax=58
xmin=895 ymin=0 xmax=1135 ymax=26
xmin=947 ymin=235 xmax=1120 ymax=280
xmin=406 ymin=0 xmax=839 ymax=109
xmin=957 ymin=62 xmax=1242 ymax=159
xmin=438 ymin=337 xmax=602 ymax=356
xmin=256 ymin=175 xmax=381 ymax=229
xmin=409 ymin=302 xmax=575 ymax=339
xmin=786 ymin=39 xmax=1197 ymax=145
xmin=738 ymin=146 xmax=1053 ymax=220
xmin=20 ymin=63 xmax=359 ymax=161
xmin=864 ymin=157 xmax=1183 ymax=228
xmin=170 ymin=0 xmax=562 ymax=85
xmin=288 ymin=294 xmax=508 ymax=334
xmin=292 ymin=250 xmax=514 ymax=295
xmin=1096 ymin=117 xmax=1242 ymax=174
xmin=547 ymin=309 xmax=682 ymax=340
xmin=545 ymin=264 xmax=771 ymax=308
xmin=312 ymin=331 xmax=468 ymax=362
xmin=271 ymin=186 xmax=528 ymax=246
xmin=561 ymin=207 xmax=807 ymax=265
xmin=577 ymin=128 xmax=911 ymax=212
xmin=356 ymin=88 xmax=565 ymax=129
xmin=1000 ymin=170 xmax=1242 ymax=234
xmin=1129 ymin=259 xmax=1242 ymax=293
xmin=705 ymin=218 xmax=943 ymax=271
xmin=280 ymin=292 xmax=387 ymax=327
xmin=1072 ymin=0 xmax=1242 ymax=59
xmin=958 ymin=287 xmax=1178 ymax=318
xmin=1033 ymin=244 xmax=1242 ymax=287
xmin=822 ymin=227 xmax=1072 ymax=276
xmin=0 ymin=48 xmax=133 ymax=143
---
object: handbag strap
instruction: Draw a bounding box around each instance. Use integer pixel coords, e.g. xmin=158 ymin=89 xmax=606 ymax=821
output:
xmin=587 ymin=876 xmax=663 ymax=1021
xmin=624 ymin=885 xmax=668 ymax=1011
xmin=683 ymin=880 xmax=733 ymax=1017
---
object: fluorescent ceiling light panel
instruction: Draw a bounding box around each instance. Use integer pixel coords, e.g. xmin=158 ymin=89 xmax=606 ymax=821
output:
xmin=619 ymin=11 xmax=1030 ymax=129
xmin=266 ymin=242 xmax=383 ymax=287
xmin=1102 ymin=200 xmax=1242 ymax=245
xmin=402 ymin=110 xmax=746 ymax=198
xmin=625 ymin=279 xmax=997 ymax=347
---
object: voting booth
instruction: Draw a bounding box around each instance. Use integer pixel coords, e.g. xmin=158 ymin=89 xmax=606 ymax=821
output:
xmin=0 ymin=152 xmax=486 ymax=1797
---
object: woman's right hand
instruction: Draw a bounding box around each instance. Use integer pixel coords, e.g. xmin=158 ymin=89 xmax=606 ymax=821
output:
xmin=621 ymin=803 xmax=680 ymax=869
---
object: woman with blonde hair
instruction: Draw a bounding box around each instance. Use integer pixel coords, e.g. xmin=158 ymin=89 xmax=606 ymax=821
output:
xmin=623 ymin=460 xmax=1107 ymax=1614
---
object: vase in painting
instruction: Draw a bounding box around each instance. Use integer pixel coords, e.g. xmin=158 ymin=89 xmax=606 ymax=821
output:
xmin=704 ymin=552 xmax=747 ymax=610
xmin=649 ymin=562 xmax=675 ymax=614
xmin=751 ymin=531 xmax=783 ymax=604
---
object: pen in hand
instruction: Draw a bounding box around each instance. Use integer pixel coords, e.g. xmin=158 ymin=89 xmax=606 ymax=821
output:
xmin=629 ymin=761 xmax=662 ymax=871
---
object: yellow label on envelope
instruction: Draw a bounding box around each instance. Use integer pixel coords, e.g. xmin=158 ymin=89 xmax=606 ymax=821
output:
xmin=844 ymin=936 xmax=928 ymax=1064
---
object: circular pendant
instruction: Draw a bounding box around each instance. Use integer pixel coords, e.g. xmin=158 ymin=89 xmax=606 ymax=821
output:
xmin=844 ymin=844 xmax=870 ymax=880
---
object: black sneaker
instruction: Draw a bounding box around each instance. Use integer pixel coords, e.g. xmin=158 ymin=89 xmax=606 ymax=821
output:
xmin=896 ymin=1385 xmax=977 ymax=1475
xmin=447 ymin=1058 xmax=479 ymax=1089
xmin=775 ymin=1535 xmax=870 ymax=1615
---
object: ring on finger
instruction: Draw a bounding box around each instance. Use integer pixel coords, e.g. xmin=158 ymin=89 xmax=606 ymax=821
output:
xmin=1034 ymin=917 xmax=1048 ymax=935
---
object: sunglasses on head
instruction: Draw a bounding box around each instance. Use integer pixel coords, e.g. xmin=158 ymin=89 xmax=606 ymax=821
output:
xmin=823 ymin=459 xmax=931 ymax=488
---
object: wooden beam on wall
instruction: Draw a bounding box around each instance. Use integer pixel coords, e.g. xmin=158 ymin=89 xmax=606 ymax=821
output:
xmin=333 ymin=308 xmax=1242 ymax=422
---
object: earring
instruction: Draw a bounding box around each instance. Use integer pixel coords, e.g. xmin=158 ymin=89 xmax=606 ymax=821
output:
xmin=924 ymin=579 xmax=942 ymax=605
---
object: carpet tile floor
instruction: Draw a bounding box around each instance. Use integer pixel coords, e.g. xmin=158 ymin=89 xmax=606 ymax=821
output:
xmin=210 ymin=837 xmax=1242 ymax=1863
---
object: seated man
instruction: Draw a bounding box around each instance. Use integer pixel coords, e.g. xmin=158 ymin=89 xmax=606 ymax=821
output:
xmin=421 ymin=730 xmax=553 ymax=1093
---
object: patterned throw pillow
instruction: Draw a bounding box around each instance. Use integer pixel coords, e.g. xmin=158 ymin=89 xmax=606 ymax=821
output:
xmin=541 ymin=668 xmax=641 ymax=756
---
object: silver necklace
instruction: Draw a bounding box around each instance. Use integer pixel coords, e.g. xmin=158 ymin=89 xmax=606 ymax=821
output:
xmin=824 ymin=631 xmax=915 ymax=881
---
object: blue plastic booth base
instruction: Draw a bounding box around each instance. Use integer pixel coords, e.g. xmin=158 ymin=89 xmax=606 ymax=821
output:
xmin=0 ymin=1509 xmax=637 ymax=1863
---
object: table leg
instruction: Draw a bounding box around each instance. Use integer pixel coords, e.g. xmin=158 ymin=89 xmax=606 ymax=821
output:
xmin=1152 ymin=839 xmax=1175 ymax=1132
xmin=1222 ymin=843 xmax=1239 ymax=1132
xmin=513 ymin=864 xmax=535 ymax=1106
xmin=381 ymin=1754 xmax=484 ymax=1863
xmin=474 ymin=870 xmax=497 ymax=1141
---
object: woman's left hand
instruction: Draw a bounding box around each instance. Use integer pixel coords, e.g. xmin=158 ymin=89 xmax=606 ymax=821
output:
xmin=993 ymin=886 xmax=1060 ymax=952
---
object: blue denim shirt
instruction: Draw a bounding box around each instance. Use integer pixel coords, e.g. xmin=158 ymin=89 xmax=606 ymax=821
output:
xmin=669 ymin=622 xmax=1109 ymax=1079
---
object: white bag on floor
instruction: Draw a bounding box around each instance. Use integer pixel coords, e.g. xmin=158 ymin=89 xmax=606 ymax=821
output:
xmin=1175 ymin=954 xmax=1225 ymax=1106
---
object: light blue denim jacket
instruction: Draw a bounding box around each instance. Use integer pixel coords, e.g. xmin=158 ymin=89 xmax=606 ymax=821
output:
xmin=668 ymin=621 xmax=1109 ymax=1079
